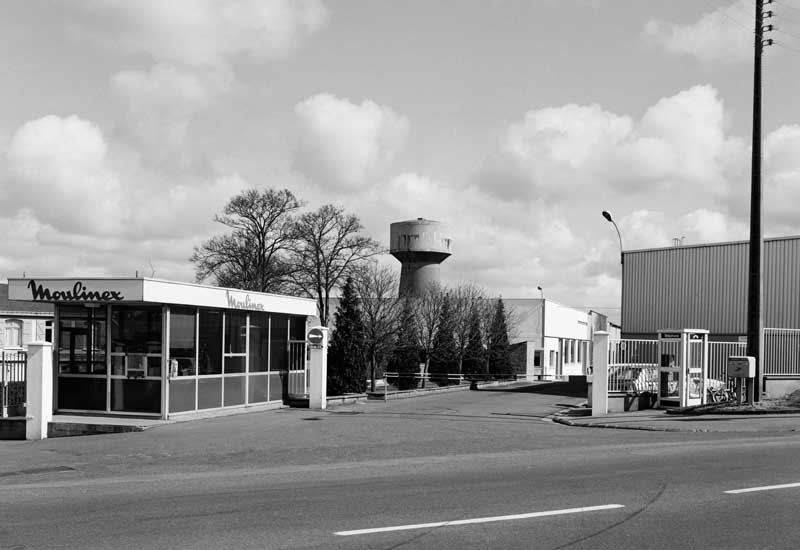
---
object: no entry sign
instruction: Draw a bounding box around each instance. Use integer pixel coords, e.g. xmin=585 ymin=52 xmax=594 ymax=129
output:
xmin=307 ymin=328 xmax=324 ymax=347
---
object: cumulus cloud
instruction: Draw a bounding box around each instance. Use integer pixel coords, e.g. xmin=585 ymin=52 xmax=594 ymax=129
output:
xmin=642 ymin=0 xmax=754 ymax=64
xmin=3 ymin=115 xmax=123 ymax=234
xmin=294 ymin=93 xmax=410 ymax=189
xmin=110 ymin=64 xmax=233 ymax=152
xmin=478 ymin=85 xmax=746 ymax=203
xmin=77 ymin=0 xmax=330 ymax=68
xmin=765 ymin=124 xmax=800 ymax=231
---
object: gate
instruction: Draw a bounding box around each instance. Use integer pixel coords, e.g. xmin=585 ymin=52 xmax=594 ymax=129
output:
xmin=2 ymin=350 xmax=27 ymax=417
xmin=288 ymin=340 xmax=308 ymax=397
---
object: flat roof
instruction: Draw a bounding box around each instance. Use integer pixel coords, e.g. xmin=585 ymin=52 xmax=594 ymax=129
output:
xmin=624 ymin=234 xmax=800 ymax=256
xmin=7 ymin=277 xmax=317 ymax=317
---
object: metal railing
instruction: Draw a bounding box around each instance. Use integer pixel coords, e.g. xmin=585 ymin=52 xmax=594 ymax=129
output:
xmin=708 ymin=342 xmax=746 ymax=386
xmin=607 ymin=339 xmax=658 ymax=393
xmin=764 ymin=328 xmax=800 ymax=375
xmin=2 ymin=350 xmax=27 ymax=417
xmin=288 ymin=340 xmax=308 ymax=396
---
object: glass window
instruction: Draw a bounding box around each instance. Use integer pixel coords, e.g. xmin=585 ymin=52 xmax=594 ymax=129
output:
xmin=224 ymin=311 xmax=248 ymax=355
xmin=248 ymin=312 xmax=269 ymax=372
xmin=4 ymin=319 xmax=23 ymax=348
xmin=111 ymin=307 xmax=162 ymax=354
xmin=198 ymin=309 xmax=222 ymax=375
xmin=45 ymin=320 xmax=53 ymax=343
xmin=270 ymin=314 xmax=288 ymax=372
xmin=58 ymin=306 xmax=107 ymax=374
xmin=170 ymin=307 xmax=196 ymax=376
xmin=289 ymin=315 xmax=307 ymax=341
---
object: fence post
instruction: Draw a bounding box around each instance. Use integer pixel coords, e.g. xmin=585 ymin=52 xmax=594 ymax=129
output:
xmin=308 ymin=327 xmax=328 ymax=410
xmin=26 ymin=341 xmax=53 ymax=440
xmin=591 ymin=331 xmax=609 ymax=416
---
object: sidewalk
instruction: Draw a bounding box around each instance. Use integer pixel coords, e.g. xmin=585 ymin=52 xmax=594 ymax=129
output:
xmin=553 ymin=408 xmax=800 ymax=433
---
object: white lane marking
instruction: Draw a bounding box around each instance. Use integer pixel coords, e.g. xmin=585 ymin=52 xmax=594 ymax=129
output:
xmin=334 ymin=504 xmax=625 ymax=536
xmin=725 ymin=482 xmax=800 ymax=494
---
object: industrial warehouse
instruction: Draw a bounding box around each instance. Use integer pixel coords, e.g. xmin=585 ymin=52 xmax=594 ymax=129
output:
xmin=618 ymin=235 xmax=800 ymax=399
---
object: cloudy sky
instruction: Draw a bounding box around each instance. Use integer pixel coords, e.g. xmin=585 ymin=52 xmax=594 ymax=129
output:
xmin=2 ymin=0 xmax=800 ymax=321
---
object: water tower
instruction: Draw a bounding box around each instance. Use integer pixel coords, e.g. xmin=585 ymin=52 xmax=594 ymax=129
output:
xmin=390 ymin=218 xmax=452 ymax=297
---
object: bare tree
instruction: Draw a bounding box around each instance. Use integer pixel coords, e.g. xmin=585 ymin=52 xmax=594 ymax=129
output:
xmin=412 ymin=282 xmax=448 ymax=388
xmin=450 ymin=282 xmax=485 ymax=375
xmin=351 ymin=262 xmax=401 ymax=391
xmin=191 ymin=188 xmax=303 ymax=292
xmin=289 ymin=204 xmax=381 ymax=325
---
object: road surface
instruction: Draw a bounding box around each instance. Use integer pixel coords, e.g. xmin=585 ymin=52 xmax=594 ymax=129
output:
xmin=2 ymin=383 xmax=799 ymax=549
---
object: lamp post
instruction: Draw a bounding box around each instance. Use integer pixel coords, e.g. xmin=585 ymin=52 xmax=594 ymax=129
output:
xmin=602 ymin=210 xmax=624 ymax=331
xmin=602 ymin=210 xmax=623 ymax=265
xmin=537 ymin=286 xmax=544 ymax=299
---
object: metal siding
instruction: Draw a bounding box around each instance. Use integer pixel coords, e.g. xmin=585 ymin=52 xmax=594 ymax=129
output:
xmin=624 ymin=237 xmax=800 ymax=335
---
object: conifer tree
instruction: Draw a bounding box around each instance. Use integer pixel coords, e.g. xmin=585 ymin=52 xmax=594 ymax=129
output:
xmin=388 ymin=298 xmax=421 ymax=390
xmin=462 ymin=304 xmax=485 ymax=379
xmin=428 ymin=292 xmax=457 ymax=385
xmin=327 ymin=277 xmax=367 ymax=394
xmin=488 ymin=297 xmax=512 ymax=379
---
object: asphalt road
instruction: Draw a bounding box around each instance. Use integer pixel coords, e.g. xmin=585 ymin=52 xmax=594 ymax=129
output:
xmin=2 ymin=383 xmax=800 ymax=549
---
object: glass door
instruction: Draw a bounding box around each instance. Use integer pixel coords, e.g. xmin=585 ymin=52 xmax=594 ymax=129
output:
xmin=56 ymin=306 xmax=107 ymax=411
xmin=109 ymin=306 xmax=163 ymax=414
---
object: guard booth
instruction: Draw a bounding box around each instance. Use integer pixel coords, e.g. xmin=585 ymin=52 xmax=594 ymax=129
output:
xmin=656 ymin=329 xmax=709 ymax=408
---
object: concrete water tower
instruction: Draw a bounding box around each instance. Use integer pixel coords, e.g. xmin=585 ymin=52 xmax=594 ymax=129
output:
xmin=390 ymin=218 xmax=452 ymax=297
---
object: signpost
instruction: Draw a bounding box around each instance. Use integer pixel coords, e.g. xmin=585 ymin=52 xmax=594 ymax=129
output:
xmin=307 ymin=327 xmax=324 ymax=348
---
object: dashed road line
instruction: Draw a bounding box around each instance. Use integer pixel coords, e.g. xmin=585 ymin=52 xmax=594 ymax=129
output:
xmin=334 ymin=504 xmax=625 ymax=536
xmin=725 ymin=482 xmax=800 ymax=494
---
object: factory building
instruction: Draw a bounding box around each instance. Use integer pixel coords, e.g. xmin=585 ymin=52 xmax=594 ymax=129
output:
xmin=622 ymin=235 xmax=800 ymax=340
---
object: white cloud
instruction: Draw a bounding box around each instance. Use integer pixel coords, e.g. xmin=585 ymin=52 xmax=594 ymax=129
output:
xmin=78 ymin=0 xmax=330 ymax=68
xmin=642 ymin=0 xmax=754 ymax=64
xmin=110 ymin=64 xmax=233 ymax=152
xmin=4 ymin=115 xmax=123 ymax=234
xmin=479 ymin=85 xmax=746 ymax=203
xmin=765 ymin=124 xmax=800 ymax=231
xmin=294 ymin=93 xmax=409 ymax=189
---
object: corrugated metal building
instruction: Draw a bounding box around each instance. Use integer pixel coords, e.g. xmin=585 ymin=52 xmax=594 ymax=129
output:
xmin=622 ymin=236 xmax=800 ymax=340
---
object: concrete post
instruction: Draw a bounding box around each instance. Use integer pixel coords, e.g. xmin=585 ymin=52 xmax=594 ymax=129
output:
xmin=591 ymin=331 xmax=609 ymax=417
xmin=26 ymin=341 xmax=53 ymax=440
xmin=308 ymin=327 xmax=329 ymax=410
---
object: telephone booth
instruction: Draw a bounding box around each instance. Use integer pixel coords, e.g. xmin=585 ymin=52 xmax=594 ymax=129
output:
xmin=656 ymin=329 xmax=709 ymax=408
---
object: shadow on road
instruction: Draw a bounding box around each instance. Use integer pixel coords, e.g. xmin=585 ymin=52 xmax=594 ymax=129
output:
xmin=476 ymin=381 xmax=587 ymax=398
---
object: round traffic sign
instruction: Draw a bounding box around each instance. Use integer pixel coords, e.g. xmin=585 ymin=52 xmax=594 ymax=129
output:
xmin=307 ymin=327 xmax=324 ymax=344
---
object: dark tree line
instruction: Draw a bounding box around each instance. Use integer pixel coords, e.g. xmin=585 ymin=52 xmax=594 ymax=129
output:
xmin=325 ymin=274 xmax=516 ymax=395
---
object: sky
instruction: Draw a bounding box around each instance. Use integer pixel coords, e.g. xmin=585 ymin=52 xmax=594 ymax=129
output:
xmin=2 ymin=0 xmax=800 ymax=323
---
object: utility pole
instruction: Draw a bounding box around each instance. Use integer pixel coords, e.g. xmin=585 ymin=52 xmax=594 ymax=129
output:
xmin=746 ymin=0 xmax=773 ymax=403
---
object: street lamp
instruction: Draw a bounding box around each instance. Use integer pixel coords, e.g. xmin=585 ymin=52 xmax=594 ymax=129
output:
xmin=602 ymin=210 xmax=623 ymax=265
xmin=537 ymin=285 xmax=544 ymax=299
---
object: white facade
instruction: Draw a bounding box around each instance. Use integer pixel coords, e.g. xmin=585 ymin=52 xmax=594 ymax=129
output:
xmin=507 ymin=299 xmax=598 ymax=379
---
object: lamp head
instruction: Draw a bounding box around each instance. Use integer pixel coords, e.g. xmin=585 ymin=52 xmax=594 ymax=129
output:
xmin=602 ymin=210 xmax=613 ymax=223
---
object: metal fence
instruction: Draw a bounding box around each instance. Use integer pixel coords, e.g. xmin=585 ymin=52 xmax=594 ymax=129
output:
xmin=288 ymin=340 xmax=308 ymax=396
xmin=605 ymin=329 xmax=800 ymax=396
xmin=2 ymin=350 xmax=27 ymax=417
xmin=607 ymin=339 xmax=658 ymax=393
xmin=764 ymin=328 xmax=800 ymax=375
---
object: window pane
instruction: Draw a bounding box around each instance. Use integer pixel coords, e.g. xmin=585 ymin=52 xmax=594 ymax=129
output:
xmin=224 ymin=376 xmax=245 ymax=406
xmin=170 ymin=307 xmax=196 ymax=376
xmin=224 ymin=355 xmax=246 ymax=374
xmin=224 ymin=311 xmax=248 ymax=354
xmin=198 ymin=377 xmax=222 ymax=409
xmin=198 ymin=309 xmax=222 ymax=375
xmin=270 ymin=314 xmax=288 ymax=372
xmin=289 ymin=315 xmax=306 ymax=341
xmin=169 ymin=379 xmax=196 ymax=413
xmin=111 ymin=307 xmax=162 ymax=354
xmin=248 ymin=312 xmax=269 ymax=372
xmin=57 ymin=307 xmax=106 ymax=374
xmin=248 ymin=374 xmax=268 ymax=403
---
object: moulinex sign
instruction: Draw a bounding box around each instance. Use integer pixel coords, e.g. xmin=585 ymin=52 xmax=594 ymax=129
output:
xmin=8 ymin=279 xmax=143 ymax=302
